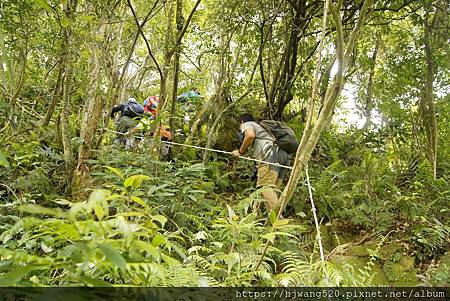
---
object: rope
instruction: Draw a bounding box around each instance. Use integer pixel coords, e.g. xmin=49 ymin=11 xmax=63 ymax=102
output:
xmin=104 ymin=127 xmax=292 ymax=169
xmin=161 ymin=140 xmax=293 ymax=170
xmin=305 ymin=166 xmax=325 ymax=262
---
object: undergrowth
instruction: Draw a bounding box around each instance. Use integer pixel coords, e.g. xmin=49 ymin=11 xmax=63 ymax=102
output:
xmin=0 ymin=135 xmax=448 ymax=287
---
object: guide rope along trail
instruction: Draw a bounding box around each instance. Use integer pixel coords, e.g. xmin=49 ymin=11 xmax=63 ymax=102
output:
xmin=103 ymin=128 xmax=292 ymax=169
xmin=161 ymin=140 xmax=293 ymax=170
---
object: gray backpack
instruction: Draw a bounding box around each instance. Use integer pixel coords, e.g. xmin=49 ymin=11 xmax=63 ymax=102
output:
xmin=259 ymin=120 xmax=299 ymax=154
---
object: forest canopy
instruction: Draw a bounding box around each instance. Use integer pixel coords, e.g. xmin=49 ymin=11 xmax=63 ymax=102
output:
xmin=0 ymin=0 xmax=449 ymax=289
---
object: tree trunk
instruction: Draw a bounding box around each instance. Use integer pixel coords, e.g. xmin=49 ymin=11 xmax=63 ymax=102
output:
xmin=363 ymin=39 xmax=379 ymax=129
xmin=60 ymin=1 xmax=76 ymax=182
xmin=421 ymin=7 xmax=438 ymax=179
xmin=272 ymin=0 xmax=306 ymax=120
xmin=72 ymin=28 xmax=104 ymax=196
xmin=169 ymin=0 xmax=184 ymax=133
xmin=42 ymin=64 xmax=63 ymax=127
xmin=278 ymin=0 xmax=374 ymax=214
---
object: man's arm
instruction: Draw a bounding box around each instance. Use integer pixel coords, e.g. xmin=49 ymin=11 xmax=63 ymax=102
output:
xmin=232 ymin=127 xmax=255 ymax=156
xmin=111 ymin=104 xmax=124 ymax=118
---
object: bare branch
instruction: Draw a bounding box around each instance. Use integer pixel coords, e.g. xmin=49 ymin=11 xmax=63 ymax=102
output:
xmin=126 ymin=0 xmax=163 ymax=79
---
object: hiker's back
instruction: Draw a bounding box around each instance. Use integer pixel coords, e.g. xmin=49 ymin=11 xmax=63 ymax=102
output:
xmin=122 ymin=98 xmax=144 ymax=118
xmin=241 ymin=121 xmax=274 ymax=160
xmin=259 ymin=120 xmax=299 ymax=154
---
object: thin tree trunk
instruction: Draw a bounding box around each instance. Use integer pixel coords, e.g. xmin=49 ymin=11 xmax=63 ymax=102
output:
xmin=169 ymin=0 xmax=184 ymax=133
xmin=273 ymin=0 xmax=306 ymax=120
xmin=279 ymin=0 xmax=373 ymax=214
xmin=72 ymin=28 xmax=103 ymax=195
xmin=421 ymin=7 xmax=438 ymax=179
xmin=42 ymin=64 xmax=63 ymax=127
xmin=0 ymin=27 xmax=13 ymax=105
xmin=60 ymin=1 xmax=76 ymax=180
xmin=363 ymin=38 xmax=379 ymax=129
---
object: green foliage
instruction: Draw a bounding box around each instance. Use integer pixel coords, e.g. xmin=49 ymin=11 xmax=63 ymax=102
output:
xmin=0 ymin=0 xmax=448 ymax=289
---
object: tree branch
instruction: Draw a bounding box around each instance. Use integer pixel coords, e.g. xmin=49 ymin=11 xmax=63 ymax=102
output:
xmin=176 ymin=0 xmax=202 ymax=44
xmin=126 ymin=0 xmax=163 ymax=79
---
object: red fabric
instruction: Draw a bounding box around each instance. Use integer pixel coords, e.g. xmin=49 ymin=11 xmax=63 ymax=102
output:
xmin=144 ymin=96 xmax=159 ymax=117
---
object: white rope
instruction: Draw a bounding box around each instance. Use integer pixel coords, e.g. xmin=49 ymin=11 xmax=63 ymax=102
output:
xmin=305 ymin=166 xmax=325 ymax=262
xmin=161 ymin=140 xmax=293 ymax=170
xmin=104 ymin=127 xmax=293 ymax=169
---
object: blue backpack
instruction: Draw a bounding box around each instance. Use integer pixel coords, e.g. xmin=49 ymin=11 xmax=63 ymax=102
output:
xmin=122 ymin=98 xmax=144 ymax=118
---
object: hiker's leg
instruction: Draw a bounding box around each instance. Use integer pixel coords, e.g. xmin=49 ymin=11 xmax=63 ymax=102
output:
xmin=275 ymin=149 xmax=291 ymax=210
xmin=257 ymin=164 xmax=280 ymax=212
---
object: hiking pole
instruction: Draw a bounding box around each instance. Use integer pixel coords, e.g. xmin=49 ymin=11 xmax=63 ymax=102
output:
xmin=161 ymin=140 xmax=293 ymax=170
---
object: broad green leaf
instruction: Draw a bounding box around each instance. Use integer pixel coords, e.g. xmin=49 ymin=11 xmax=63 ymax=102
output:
xmin=0 ymin=150 xmax=9 ymax=168
xmin=151 ymin=215 xmax=167 ymax=228
xmin=131 ymin=240 xmax=160 ymax=261
xmin=269 ymin=210 xmax=277 ymax=225
xmin=124 ymin=175 xmax=151 ymax=189
xmin=273 ymin=218 xmax=289 ymax=228
xmin=115 ymin=211 xmax=146 ymax=217
xmin=94 ymin=204 xmax=105 ymax=220
xmin=0 ymin=265 xmax=35 ymax=286
xmin=261 ymin=233 xmax=276 ymax=243
xmin=88 ymin=189 xmax=110 ymax=204
xmin=98 ymin=243 xmax=126 ymax=271
xmin=130 ymin=195 xmax=147 ymax=208
xmin=152 ymin=234 xmax=167 ymax=247
xmin=104 ymin=166 xmax=124 ymax=180
xmin=18 ymin=204 xmax=66 ymax=218
xmin=161 ymin=253 xmax=179 ymax=266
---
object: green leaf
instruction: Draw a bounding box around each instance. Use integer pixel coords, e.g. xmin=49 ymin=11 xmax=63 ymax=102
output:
xmin=35 ymin=0 xmax=53 ymax=14
xmin=0 ymin=265 xmax=35 ymax=286
xmin=98 ymin=243 xmax=127 ymax=271
xmin=0 ymin=150 xmax=9 ymax=168
xmin=161 ymin=253 xmax=179 ymax=266
xmin=88 ymin=189 xmax=111 ymax=204
xmin=131 ymin=240 xmax=160 ymax=261
xmin=115 ymin=211 xmax=146 ymax=218
xmin=124 ymin=175 xmax=151 ymax=189
xmin=261 ymin=233 xmax=276 ymax=243
xmin=273 ymin=218 xmax=289 ymax=228
xmin=151 ymin=215 xmax=167 ymax=228
xmin=94 ymin=204 xmax=105 ymax=220
xmin=18 ymin=204 xmax=66 ymax=218
xmin=104 ymin=166 xmax=124 ymax=180
xmin=152 ymin=234 xmax=167 ymax=247
xmin=130 ymin=195 xmax=147 ymax=208
xmin=269 ymin=210 xmax=277 ymax=225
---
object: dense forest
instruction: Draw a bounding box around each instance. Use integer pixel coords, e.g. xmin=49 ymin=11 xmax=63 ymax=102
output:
xmin=0 ymin=0 xmax=449 ymax=289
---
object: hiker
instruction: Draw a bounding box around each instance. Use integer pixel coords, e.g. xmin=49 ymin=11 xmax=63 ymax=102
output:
xmin=177 ymin=87 xmax=202 ymax=125
xmin=120 ymin=95 xmax=172 ymax=158
xmin=110 ymin=98 xmax=144 ymax=149
xmin=232 ymin=113 xmax=291 ymax=213
xmin=177 ymin=87 xmax=201 ymax=103
xmin=141 ymin=95 xmax=172 ymax=140
xmin=143 ymin=95 xmax=159 ymax=119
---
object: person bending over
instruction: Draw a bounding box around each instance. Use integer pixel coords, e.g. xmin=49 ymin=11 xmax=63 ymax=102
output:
xmin=232 ymin=113 xmax=290 ymax=213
